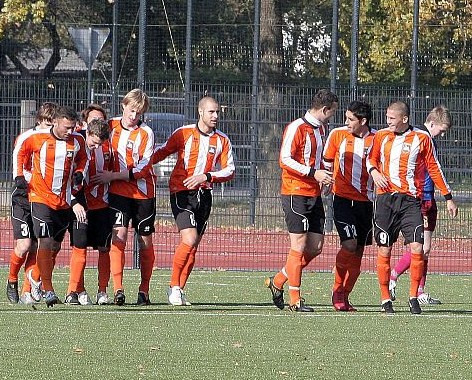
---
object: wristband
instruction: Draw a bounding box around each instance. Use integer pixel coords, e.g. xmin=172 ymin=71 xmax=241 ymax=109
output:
xmin=205 ymin=173 xmax=212 ymax=182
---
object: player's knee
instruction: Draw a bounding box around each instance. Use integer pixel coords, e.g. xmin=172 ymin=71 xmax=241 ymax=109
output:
xmin=341 ymin=239 xmax=357 ymax=253
xmin=15 ymin=240 xmax=32 ymax=256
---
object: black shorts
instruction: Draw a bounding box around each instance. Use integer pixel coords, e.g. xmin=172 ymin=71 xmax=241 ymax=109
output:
xmin=11 ymin=199 xmax=35 ymax=240
xmin=281 ymin=195 xmax=325 ymax=234
xmin=108 ymin=193 xmax=156 ymax=236
xmin=170 ymin=189 xmax=212 ymax=236
xmin=70 ymin=208 xmax=113 ymax=249
xmin=31 ymin=202 xmax=71 ymax=242
xmin=373 ymin=193 xmax=423 ymax=247
xmin=333 ymin=195 xmax=373 ymax=246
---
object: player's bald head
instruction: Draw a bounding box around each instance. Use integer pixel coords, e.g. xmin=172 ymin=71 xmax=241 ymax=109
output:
xmin=198 ymin=96 xmax=219 ymax=111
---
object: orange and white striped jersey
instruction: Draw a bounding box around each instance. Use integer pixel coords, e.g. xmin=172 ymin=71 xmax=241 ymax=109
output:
xmin=367 ymin=126 xmax=451 ymax=198
xmin=108 ymin=118 xmax=156 ymax=199
xmin=16 ymin=129 xmax=87 ymax=210
xmin=83 ymin=138 xmax=113 ymax=210
xmin=12 ymin=127 xmax=38 ymax=183
xmin=323 ymin=126 xmax=376 ymax=202
xmin=153 ymin=124 xmax=235 ymax=193
xmin=279 ymin=112 xmax=325 ymax=196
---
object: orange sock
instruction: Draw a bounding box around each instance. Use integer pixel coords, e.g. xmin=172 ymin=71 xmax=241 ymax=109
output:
xmin=180 ymin=246 xmax=197 ymax=289
xmin=170 ymin=242 xmax=192 ymax=287
xmin=409 ymin=253 xmax=424 ymax=298
xmin=333 ymin=247 xmax=351 ymax=292
xmin=109 ymin=240 xmax=126 ymax=292
xmin=97 ymin=250 xmax=110 ymax=293
xmin=377 ymin=253 xmax=391 ymax=301
xmin=273 ymin=252 xmax=314 ymax=290
xmin=36 ymin=247 xmax=54 ymax=292
xmin=286 ymin=249 xmax=304 ymax=305
xmin=344 ymin=255 xmax=362 ymax=293
xmin=139 ymin=245 xmax=155 ymax=294
xmin=22 ymin=251 xmax=36 ymax=294
xmin=67 ymin=247 xmax=87 ymax=294
xmin=8 ymin=251 xmax=26 ymax=282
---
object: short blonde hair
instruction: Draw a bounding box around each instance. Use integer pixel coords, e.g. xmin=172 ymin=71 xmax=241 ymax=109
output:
xmin=122 ymin=89 xmax=149 ymax=114
xmin=425 ymin=105 xmax=452 ymax=129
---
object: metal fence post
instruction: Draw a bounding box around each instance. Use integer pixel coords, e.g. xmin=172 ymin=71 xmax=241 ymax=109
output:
xmin=184 ymin=0 xmax=193 ymax=122
xmin=249 ymin=0 xmax=261 ymax=226
xmin=111 ymin=0 xmax=119 ymax=115
xmin=330 ymin=0 xmax=339 ymax=93
xmin=137 ymin=0 xmax=147 ymax=89
xmin=350 ymin=0 xmax=360 ymax=100
xmin=410 ymin=0 xmax=420 ymax=125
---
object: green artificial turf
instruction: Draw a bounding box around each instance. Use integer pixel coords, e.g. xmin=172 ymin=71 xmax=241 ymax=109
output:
xmin=0 ymin=269 xmax=471 ymax=379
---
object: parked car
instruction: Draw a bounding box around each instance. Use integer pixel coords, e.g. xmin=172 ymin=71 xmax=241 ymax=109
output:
xmin=143 ymin=113 xmax=189 ymax=183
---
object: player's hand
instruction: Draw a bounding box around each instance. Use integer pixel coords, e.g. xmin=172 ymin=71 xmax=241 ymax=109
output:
xmin=183 ymin=174 xmax=207 ymax=189
xmin=73 ymin=171 xmax=84 ymax=186
xmin=15 ymin=176 xmax=28 ymax=189
xmin=371 ymin=169 xmax=389 ymax=189
xmin=72 ymin=203 xmax=87 ymax=223
xmin=314 ymin=170 xmax=333 ymax=186
xmin=446 ymin=199 xmax=458 ymax=218
xmin=90 ymin=170 xmax=113 ymax=185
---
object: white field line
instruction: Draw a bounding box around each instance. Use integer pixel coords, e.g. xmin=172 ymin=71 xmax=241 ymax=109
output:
xmin=1 ymin=308 xmax=471 ymax=319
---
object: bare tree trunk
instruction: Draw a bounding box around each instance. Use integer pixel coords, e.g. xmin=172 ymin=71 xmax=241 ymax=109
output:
xmin=256 ymin=0 xmax=286 ymax=225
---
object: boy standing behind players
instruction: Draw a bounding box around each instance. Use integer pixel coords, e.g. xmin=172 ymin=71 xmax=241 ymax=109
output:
xmin=92 ymin=89 xmax=156 ymax=306
xmin=8 ymin=102 xmax=57 ymax=304
xmin=19 ymin=106 xmax=87 ymax=307
xmin=323 ymin=100 xmax=376 ymax=311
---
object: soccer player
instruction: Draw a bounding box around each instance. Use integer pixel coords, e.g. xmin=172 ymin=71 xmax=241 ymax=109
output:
xmin=367 ymin=101 xmax=458 ymax=314
xmin=18 ymin=106 xmax=87 ymax=307
xmin=7 ymin=102 xmax=57 ymax=304
xmin=265 ymin=89 xmax=337 ymax=312
xmin=65 ymin=112 xmax=113 ymax=306
xmin=389 ymin=105 xmax=455 ymax=305
xmin=153 ymin=96 xmax=235 ymax=306
xmin=322 ymin=100 xmax=376 ymax=311
xmin=91 ymin=89 xmax=156 ymax=306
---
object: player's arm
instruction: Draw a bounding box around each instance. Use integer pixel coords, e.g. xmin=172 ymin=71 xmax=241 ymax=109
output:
xmin=279 ymin=123 xmax=331 ymax=184
xmin=13 ymin=133 xmax=34 ymax=195
xmin=152 ymin=129 xmax=180 ymax=165
xmin=423 ymin=137 xmax=457 ymax=217
xmin=129 ymin=128 xmax=155 ymax=180
xmin=366 ymin=133 xmax=389 ymax=189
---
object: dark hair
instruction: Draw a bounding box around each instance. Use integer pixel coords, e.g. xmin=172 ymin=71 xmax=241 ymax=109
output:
xmin=54 ymin=106 xmax=79 ymax=122
xmin=81 ymin=104 xmax=107 ymax=123
xmin=87 ymin=118 xmax=110 ymax=141
xmin=348 ymin=100 xmax=372 ymax=124
xmin=311 ymin=89 xmax=339 ymax=110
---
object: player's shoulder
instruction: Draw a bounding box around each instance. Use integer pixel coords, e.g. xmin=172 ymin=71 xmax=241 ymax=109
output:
xmin=213 ymin=128 xmax=231 ymax=141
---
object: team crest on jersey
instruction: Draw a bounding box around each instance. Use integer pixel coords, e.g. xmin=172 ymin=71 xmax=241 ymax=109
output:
xmin=364 ymin=147 xmax=369 ymax=157
xmin=66 ymin=150 xmax=74 ymax=159
xmin=208 ymin=145 xmax=216 ymax=155
xmin=126 ymin=140 xmax=134 ymax=150
xmin=402 ymin=143 xmax=411 ymax=153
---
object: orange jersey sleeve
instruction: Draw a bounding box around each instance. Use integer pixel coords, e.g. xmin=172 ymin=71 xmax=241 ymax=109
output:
xmin=108 ymin=118 xmax=156 ymax=199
